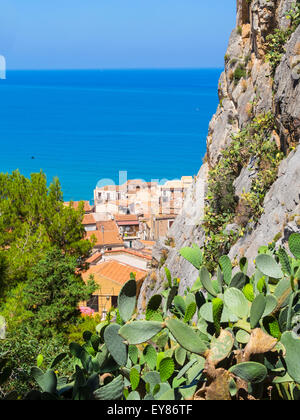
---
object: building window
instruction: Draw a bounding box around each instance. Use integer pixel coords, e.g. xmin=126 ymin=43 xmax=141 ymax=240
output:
xmin=111 ymin=296 xmax=118 ymax=308
xmin=87 ymin=295 xmax=99 ymax=312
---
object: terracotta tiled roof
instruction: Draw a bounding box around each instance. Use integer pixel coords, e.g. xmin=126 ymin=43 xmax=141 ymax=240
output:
xmin=86 ymin=220 xmax=124 ymax=247
xmin=105 ymin=249 xmax=152 ymax=261
xmin=114 ymin=214 xmax=139 ymax=222
xmin=96 ymin=220 xmax=119 ymax=231
xmin=86 ymin=252 xmax=103 ymax=264
xmin=82 ymin=260 xmax=147 ymax=286
xmin=115 ymin=213 xmax=139 ymax=226
xmin=82 ymin=214 xmax=96 ymax=225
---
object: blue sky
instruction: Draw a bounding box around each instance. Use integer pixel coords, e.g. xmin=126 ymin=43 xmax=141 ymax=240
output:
xmin=1 ymin=0 xmax=236 ymax=70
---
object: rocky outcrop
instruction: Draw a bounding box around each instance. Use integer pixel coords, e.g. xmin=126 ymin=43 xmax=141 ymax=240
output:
xmin=137 ymin=0 xmax=300 ymax=311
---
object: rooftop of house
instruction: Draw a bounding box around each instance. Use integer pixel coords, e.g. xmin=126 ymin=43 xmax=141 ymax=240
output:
xmin=86 ymin=220 xmax=124 ymax=247
xmin=114 ymin=214 xmax=139 ymax=226
xmin=82 ymin=260 xmax=147 ymax=287
xmin=82 ymin=213 xmax=96 ymax=225
xmin=114 ymin=214 xmax=139 ymax=222
xmin=105 ymin=248 xmax=152 ymax=261
xmin=86 ymin=251 xmax=103 ymax=264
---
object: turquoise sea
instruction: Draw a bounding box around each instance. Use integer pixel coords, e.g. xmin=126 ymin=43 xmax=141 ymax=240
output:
xmin=0 ymin=69 xmax=221 ymax=201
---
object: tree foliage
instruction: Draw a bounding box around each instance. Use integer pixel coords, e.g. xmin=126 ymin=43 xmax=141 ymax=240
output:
xmin=22 ymin=248 xmax=97 ymax=338
xmin=0 ymin=170 xmax=92 ymax=293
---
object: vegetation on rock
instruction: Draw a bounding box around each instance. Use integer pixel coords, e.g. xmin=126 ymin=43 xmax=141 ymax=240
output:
xmin=203 ymin=112 xmax=288 ymax=271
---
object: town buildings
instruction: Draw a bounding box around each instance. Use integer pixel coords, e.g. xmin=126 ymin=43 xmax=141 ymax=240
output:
xmin=66 ymin=175 xmax=192 ymax=318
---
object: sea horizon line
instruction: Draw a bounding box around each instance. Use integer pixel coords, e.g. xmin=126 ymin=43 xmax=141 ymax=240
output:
xmin=5 ymin=67 xmax=224 ymax=72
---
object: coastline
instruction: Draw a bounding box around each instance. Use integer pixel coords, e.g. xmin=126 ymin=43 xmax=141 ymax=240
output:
xmin=0 ymin=69 xmax=221 ymax=201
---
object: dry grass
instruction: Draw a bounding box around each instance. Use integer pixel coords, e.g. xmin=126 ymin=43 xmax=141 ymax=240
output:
xmin=241 ymin=79 xmax=247 ymax=92
xmin=294 ymin=42 xmax=300 ymax=56
xmin=245 ymin=102 xmax=253 ymax=117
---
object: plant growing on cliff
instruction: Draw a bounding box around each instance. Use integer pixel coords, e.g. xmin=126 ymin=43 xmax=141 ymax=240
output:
xmin=266 ymin=2 xmax=300 ymax=76
xmin=233 ymin=64 xmax=246 ymax=85
xmin=203 ymin=112 xmax=287 ymax=271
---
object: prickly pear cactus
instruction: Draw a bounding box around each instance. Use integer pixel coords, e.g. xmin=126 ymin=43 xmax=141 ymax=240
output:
xmin=5 ymin=233 xmax=300 ymax=400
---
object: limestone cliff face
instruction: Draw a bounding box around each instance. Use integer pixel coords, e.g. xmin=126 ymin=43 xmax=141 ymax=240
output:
xmin=137 ymin=0 xmax=300 ymax=312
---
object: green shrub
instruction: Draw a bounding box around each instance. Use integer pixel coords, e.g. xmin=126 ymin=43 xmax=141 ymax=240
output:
xmin=233 ymin=64 xmax=246 ymax=85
